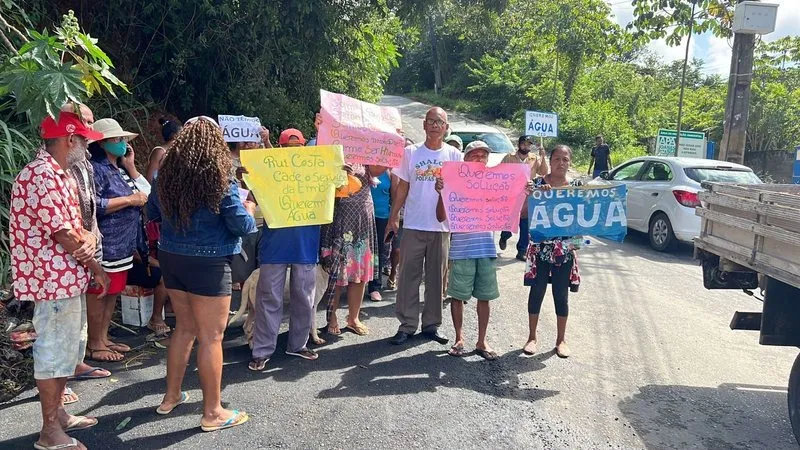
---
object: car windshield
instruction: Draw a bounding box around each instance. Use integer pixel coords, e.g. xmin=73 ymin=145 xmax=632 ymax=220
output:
xmin=452 ymin=132 xmax=514 ymax=153
xmin=684 ymin=167 xmax=762 ymax=184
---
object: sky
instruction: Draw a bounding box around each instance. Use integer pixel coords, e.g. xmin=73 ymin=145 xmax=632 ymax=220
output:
xmin=608 ymin=0 xmax=800 ymax=75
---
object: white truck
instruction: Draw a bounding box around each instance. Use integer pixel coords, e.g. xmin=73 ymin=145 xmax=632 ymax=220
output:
xmin=694 ymin=182 xmax=800 ymax=443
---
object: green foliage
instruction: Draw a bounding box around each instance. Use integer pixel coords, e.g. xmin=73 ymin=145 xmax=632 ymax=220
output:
xmin=0 ymin=10 xmax=129 ymax=124
xmin=629 ymin=0 xmax=735 ymax=46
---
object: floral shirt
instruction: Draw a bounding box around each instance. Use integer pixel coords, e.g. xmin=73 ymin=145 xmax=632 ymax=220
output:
xmin=10 ymin=150 xmax=90 ymax=301
xmin=523 ymin=176 xmax=582 ymax=290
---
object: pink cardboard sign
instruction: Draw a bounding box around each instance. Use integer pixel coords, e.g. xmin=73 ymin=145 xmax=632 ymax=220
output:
xmin=441 ymin=162 xmax=531 ymax=233
xmin=317 ymin=90 xmax=405 ymax=168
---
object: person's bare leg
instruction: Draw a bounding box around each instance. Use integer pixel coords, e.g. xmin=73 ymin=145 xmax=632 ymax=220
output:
xmin=450 ymin=300 xmax=464 ymax=350
xmin=524 ymin=314 xmax=539 ymax=354
xmin=149 ymin=281 xmax=170 ymax=333
xmin=86 ymin=293 xmax=121 ymax=361
xmin=345 ymin=282 xmax=366 ymax=330
xmin=327 ymin=286 xmax=343 ymax=334
xmin=555 ymin=315 xmax=570 ymax=357
xmin=476 ymin=301 xmax=493 ymax=353
xmin=189 ymin=293 xmax=237 ymax=425
xmin=101 ymin=296 xmax=125 ymax=350
xmin=37 ymin=378 xmax=86 ymax=449
xmin=388 ymin=249 xmax=400 ymax=286
xmin=159 ymin=289 xmax=196 ymax=411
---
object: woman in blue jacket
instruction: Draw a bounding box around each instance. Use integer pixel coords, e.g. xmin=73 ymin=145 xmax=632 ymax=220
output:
xmin=147 ymin=117 xmax=256 ymax=432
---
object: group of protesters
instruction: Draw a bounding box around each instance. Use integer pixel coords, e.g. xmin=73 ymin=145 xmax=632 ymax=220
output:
xmin=9 ymin=101 xmax=583 ymax=449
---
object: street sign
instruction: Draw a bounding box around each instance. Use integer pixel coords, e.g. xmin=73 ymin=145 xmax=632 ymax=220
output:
xmin=793 ymin=146 xmax=800 ymax=185
xmin=524 ymin=110 xmax=558 ymax=138
xmin=656 ymin=129 xmax=707 ymax=158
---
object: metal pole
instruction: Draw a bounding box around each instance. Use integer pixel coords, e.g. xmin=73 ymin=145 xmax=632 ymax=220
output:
xmin=675 ymin=0 xmax=696 ymax=156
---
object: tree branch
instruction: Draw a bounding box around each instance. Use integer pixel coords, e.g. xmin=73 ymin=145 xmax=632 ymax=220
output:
xmin=0 ymin=29 xmax=17 ymax=54
xmin=0 ymin=13 xmax=28 ymax=44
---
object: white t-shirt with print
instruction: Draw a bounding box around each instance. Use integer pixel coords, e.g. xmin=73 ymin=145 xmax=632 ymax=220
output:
xmin=395 ymin=142 xmax=463 ymax=232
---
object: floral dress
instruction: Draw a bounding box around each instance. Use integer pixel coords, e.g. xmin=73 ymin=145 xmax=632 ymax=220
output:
xmin=320 ymin=164 xmax=378 ymax=287
xmin=523 ymin=177 xmax=581 ymax=291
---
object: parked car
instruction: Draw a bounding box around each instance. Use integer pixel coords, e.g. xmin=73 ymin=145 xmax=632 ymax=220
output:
xmin=448 ymin=123 xmax=515 ymax=166
xmin=601 ymin=156 xmax=762 ymax=251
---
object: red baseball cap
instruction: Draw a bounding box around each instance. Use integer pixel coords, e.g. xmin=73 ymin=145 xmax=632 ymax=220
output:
xmin=40 ymin=112 xmax=104 ymax=141
xmin=278 ymin=128 xmax=306 ymax=146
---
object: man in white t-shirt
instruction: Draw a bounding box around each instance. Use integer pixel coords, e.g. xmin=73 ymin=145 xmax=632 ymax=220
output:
xmin=386 ymin=107 xmax=463 ymax=345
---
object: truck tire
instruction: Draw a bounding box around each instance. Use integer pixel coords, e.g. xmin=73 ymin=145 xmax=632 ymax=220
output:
xmin=648 ymin=212 xmax=676 ymax=252
xmin=789 ymin=352 xmax=800 ymax=445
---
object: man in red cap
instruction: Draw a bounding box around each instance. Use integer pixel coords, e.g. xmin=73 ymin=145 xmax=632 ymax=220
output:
xmin=10 ymin=111 xmax=110 ymax=450
xmin=278 ymin=128 xmax=306 ymax=147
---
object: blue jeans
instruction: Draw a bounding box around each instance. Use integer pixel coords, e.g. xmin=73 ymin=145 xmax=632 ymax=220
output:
xmin=500 ymin=217 xmax=530 ymax=255
xmin=369 ymin=218 xmax=389 ymax=293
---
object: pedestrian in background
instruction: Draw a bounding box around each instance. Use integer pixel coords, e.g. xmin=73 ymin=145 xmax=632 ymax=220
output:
xmin=587 ymin=135 xmax=612 ymax=179
xmin=147 ymin=116 xmax=255 ymax=432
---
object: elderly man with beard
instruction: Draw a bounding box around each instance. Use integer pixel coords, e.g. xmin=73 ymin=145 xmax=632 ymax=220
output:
xmin=10 ymin=111 xmax=110 ymax=450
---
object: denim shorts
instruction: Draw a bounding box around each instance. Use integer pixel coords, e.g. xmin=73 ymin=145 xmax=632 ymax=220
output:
xmin=446 ymin=258 xmax=500 ymax=301
xmin=32 ymin=295 xmax=87 ymax=380
xmin=160 ymin=250 xmax=233 ymax=297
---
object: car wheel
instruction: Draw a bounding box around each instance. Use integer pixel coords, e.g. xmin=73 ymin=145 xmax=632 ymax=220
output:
xmin=648 ymin=212 xmax=676 ymax=252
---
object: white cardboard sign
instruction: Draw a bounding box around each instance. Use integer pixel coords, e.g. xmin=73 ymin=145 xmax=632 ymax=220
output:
xmin=524 ymin=110 xmax=558 ymax=138
xmin=218 ymin=115 xmax=262 ymax=143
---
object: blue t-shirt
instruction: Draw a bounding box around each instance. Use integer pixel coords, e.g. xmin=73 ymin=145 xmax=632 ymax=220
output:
xmin=449 ymin=231 xmax=496 ymax=260
xmin=371 ymin=171 xmax=391 ymax=219
xmin=591 ymin=144 xmax=611 ymax=171
xmin=259 ymin=224 xmax=320 ymax=265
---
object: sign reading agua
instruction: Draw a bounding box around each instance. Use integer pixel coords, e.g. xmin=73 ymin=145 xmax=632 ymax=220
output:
xmin=528 ymin=184 xmax=628 ymax=242
xmin=219 ymin=115 xmax=262 ymax=143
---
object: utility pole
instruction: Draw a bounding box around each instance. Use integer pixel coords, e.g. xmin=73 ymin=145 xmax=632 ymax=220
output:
xmin=427 ymin=13 xmax=442 ymax=96
xmin=674 ymin=0 xmax=697 ymax=155
xmin=719 ymin=0 xmax=777 ymax=164
xmin=718 ymin=19 xmax=756 ymax=164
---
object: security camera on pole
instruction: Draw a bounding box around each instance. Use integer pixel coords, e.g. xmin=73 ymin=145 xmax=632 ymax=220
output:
xmin=718 ymin=1 xmax=779 ymax=164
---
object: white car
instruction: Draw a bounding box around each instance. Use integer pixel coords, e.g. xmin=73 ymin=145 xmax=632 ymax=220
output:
xmin=447 ymin=123 xmax=515 ymax=166
xmin=603 ymin=156 xmax=762 ymax=251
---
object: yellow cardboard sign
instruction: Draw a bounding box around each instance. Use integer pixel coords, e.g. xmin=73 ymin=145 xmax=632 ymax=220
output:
xmin=240 ymin=145 xmax=346 ymax=228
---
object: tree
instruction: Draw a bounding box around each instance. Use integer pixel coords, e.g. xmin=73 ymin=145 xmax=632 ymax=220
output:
xmin=628 ymin=0 xmax=735 ymax=151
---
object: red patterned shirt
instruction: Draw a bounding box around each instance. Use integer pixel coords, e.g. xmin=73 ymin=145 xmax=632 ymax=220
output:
xmin=10 ymin=150 xmax=90 ymax=301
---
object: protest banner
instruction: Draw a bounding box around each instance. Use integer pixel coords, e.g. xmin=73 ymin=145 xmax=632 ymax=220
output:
xmin=528 ymin=184 xmax=628 ymax=242
xmin=219 ymin=115 xmax=262 ymax=143
xmin=240 ymin=145 xmax=347 ymax=228
xmin=441 ymin=162 xmax=531 ymax=233
xmin=317 ymin=90 xmax=405 ymax=167
xmin=524 ymin=110 xmax=558 ymax=138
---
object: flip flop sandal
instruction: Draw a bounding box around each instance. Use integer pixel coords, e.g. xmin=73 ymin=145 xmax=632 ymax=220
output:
xmin=200 ymin=410 xmax=249 ymax=432
xmin=62 ymin=388 xmax=79 ymax=405
xmin=248 ymin=358 xmax=268 ymax=372
xmin=285 ymin=349 xmax=319 ymax=360
xmin=33 ymin=437 xmax=80 ymax=450
xmin=147 ymin=321 xmax=172 ymax=336
xmin=325 ymin=324 xmax=342 ymax=336
xmin=344 ymin=323 xmax=369 ymax=336
xmin=156 ymin=391 xmax=190 ymax=415
xmin=86 ymin=348 xmax=124 ymax=362
xmin=69 ymin=367 xmax=111 ymax=381
xmin=475 ymin=348 xmax=499 ymax=361
xmin=64 ymin=415 xmax=98 ymax=432
xmin=107 ymin=343 xmax=131 ymax=353
xmin=448 ymin=344 xmax=466 ymax=357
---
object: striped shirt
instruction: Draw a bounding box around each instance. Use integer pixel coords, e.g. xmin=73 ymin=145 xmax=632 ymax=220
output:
xmin=449 ymin=231 xmax=496 ymax=260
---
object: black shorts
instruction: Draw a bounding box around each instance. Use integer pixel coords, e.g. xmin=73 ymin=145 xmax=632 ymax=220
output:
xmin=159 ymin=250 xmax=233 ymax=297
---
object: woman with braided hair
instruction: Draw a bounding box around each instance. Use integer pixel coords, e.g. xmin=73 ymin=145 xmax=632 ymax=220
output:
xmin=146 ymin=116 xmax=256 ymax=432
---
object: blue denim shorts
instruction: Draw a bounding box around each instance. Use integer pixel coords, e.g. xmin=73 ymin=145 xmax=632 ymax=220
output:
xmin=32 ymin=295 xmax=87 ymax=380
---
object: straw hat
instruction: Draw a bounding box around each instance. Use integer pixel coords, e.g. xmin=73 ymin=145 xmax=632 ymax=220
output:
xmin=91 ymin=118 xmax=138 ymax=143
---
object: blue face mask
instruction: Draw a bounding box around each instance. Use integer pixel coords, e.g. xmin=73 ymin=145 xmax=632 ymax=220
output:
xmin=102 ymin=140 xmax=127 ymax=157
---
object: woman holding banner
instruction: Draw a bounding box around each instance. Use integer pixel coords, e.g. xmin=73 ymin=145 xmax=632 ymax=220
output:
xmin=321 ymin=161 xmax=387 ymax=336
xmin=522 ymin=145 xmax=581 ymax=359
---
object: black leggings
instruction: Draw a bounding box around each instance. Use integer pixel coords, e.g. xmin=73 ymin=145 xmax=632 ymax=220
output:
xmin=528 ymin=258 xmax=573 ymax=317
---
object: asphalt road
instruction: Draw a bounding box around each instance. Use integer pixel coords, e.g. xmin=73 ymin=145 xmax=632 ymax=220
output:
xmin=1 ymin=97 xmax=798 ymax=450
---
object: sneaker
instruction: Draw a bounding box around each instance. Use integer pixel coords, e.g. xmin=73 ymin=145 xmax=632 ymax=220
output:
xmin=369 ymin=291 xmax=382 ymax=302
xmin=285 ymin=348 xmax=319 ymax=360
xmin=515 ymin=251 xmax=526 ymax=261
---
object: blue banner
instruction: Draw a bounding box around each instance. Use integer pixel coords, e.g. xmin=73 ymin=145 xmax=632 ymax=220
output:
xmin=528 ymin=184 xmax=628 ymax=242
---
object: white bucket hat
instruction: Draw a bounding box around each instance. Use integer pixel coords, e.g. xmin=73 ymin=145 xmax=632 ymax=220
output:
xmin=91 ymin=118 xmax=138 ymax=143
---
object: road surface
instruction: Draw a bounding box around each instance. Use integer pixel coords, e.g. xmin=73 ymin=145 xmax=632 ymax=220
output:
xmin=0 ymin=96 xmax=797 ymax=449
